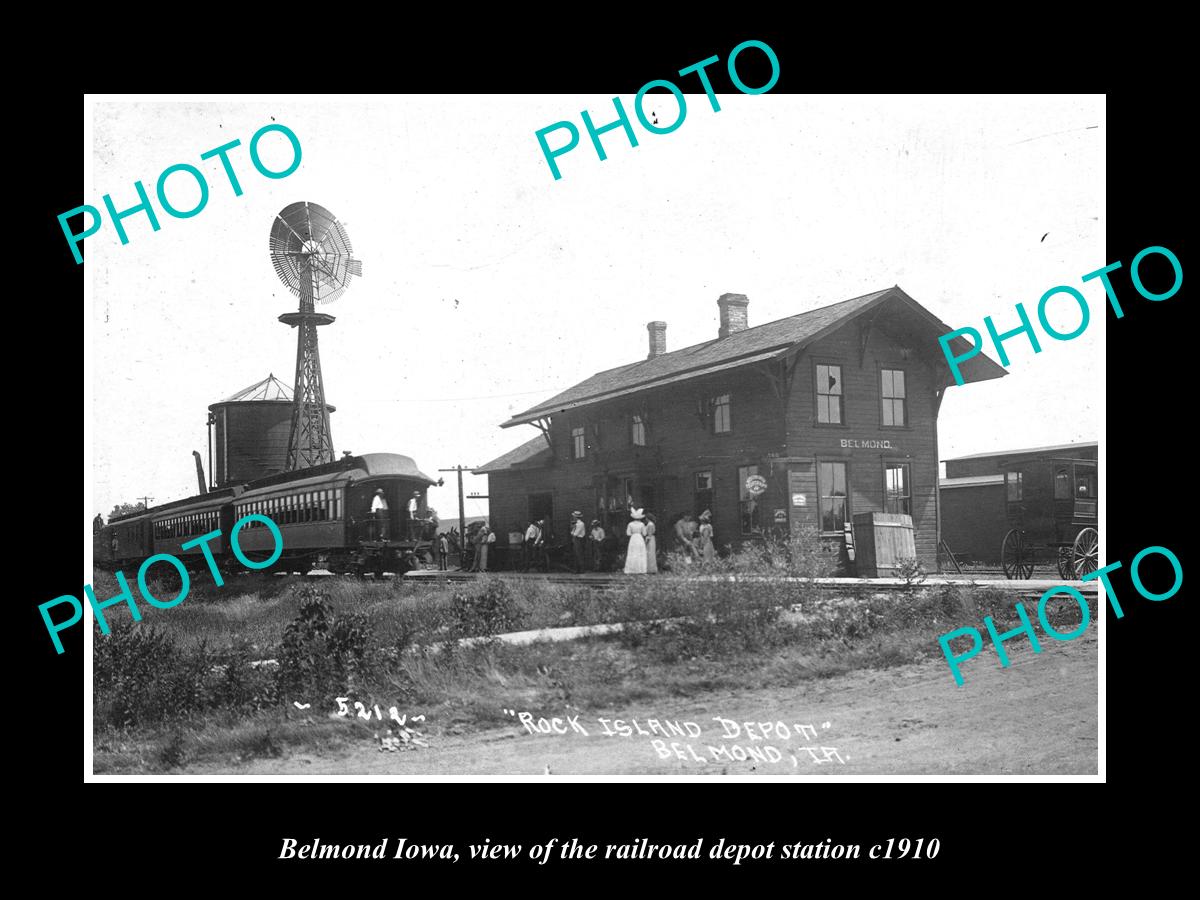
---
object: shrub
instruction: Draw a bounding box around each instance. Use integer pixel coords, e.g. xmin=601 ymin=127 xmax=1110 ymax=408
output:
xmin=277 ymin=587 xmax=372 ymax=705
xmin=448 ymin=577 xmax=526 ymax=638
xmin=211 ymin=637 xmax=280 ymax=712
xmin=616 ymin=579 xmax=796 ymax=662
xmin=662 ymin=525 xmax=840 ymax=579
xmin=896 ymin=557 xmax=928 ymax=586
xmin=94 ymin=621 xmax=213 ymax=727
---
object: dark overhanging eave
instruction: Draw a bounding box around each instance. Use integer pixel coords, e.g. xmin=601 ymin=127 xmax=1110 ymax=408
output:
xmin=500 ymin=343 xmax=800 ymax=428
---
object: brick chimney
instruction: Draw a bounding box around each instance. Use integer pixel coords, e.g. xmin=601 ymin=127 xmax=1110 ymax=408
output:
xmin=647 ymin=321 xmax=667 ymax=359
xmin=717 ymin=293 xmax=749 ymax=338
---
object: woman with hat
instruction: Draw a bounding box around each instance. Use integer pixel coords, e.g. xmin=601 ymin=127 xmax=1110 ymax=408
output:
xmin=624 ymin=508 xmax=648 ymax=575
xmin=697 ymin=510 xmax=716 ymax=563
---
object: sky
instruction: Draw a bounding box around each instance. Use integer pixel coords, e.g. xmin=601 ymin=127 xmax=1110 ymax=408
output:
xmin=87 ymin=94 xmax=1103 ymax=521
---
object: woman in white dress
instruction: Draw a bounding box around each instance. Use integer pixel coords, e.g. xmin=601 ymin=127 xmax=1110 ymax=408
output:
xmin=644 ymin=513 xmax=658 ymax=574
xmin=624 ymin=508 xmax=648 ymax=574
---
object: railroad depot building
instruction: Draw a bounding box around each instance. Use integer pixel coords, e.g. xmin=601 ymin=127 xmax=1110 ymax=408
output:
xmin=939 ymin=440 xmax=1098 ymax=564
xmin=475 ymin=288 xmax=1005 ymax=568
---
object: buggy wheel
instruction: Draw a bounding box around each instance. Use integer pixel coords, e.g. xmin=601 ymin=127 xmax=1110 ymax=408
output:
xmin=1056 ymin=545 xmax=1075 ymax=580
xmin=1071 ymin=527 xmax=1099 ymax=579
xmin=1001 ymin=529 xmax=1034 ymax=580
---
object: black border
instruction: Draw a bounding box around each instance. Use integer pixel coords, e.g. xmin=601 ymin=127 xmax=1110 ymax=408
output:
xmin=30 ymin=24 xmax=1186 ymax=883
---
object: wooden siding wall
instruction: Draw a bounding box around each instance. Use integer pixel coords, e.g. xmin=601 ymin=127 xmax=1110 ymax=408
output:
xmin=784 ymin=322 xmax=941 ymax=567
xmin=940 ymin=483 xmax=1006 ymax=563
xmin=489 ymin=366 xmax=787 ymax=550
xmin=487 ymin=318 xmax=944 ymax=568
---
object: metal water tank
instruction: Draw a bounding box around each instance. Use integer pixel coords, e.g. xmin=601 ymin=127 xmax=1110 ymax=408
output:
xmin=208 ymin=375 xmax=335 ymax=486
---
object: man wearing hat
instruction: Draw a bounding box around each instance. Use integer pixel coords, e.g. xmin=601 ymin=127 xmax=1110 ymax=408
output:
xmin=370 ymin=488 xmax=389 ymax=541
xmin=407 ymin=491 xmax=422 ymax=541
xmin=570 ymin=511 xmax=587 ymax=573
xmin=522 ymin=518 xmax=543 ymax=572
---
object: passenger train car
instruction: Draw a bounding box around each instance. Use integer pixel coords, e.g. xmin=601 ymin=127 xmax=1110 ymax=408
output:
xmin=93 ymin=453 xmax=437 ymax=577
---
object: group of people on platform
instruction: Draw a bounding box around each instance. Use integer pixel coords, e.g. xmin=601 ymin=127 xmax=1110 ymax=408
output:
xmin=671 ymin=510 xmax=717 ymax=564
xmin=415 ymin=507 xmax=717 ymax=575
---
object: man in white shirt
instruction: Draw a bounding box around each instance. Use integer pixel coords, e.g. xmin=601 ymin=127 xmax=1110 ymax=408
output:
xmin=370 ymin=489 xmax=389 ymax=541
xmin=570 ymin=511 xmax=587 ymax=573
xmin=522 ymin=519 xmax=542 ymax=572
xmin=407 ymin=491 xmax=421 ymax=540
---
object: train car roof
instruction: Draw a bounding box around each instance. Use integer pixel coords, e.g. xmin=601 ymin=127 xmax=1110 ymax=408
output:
xmin=357 ymin=453 xmax=435 ymax=483
xmin=236 ymin=453 xmax=435 ymax=500
xmin=150 ymin=492 xmax=233 ymax=519
xmin=106 ymin=454 xmax=435 ymax=520
xmin=107 ymin=510 xmax=153 ymax=525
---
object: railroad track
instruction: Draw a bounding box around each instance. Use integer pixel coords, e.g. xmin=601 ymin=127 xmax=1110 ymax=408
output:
xmin=394 ymin=569 xmax=1097 ymax=601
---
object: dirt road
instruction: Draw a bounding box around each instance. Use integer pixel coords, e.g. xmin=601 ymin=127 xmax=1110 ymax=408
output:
xmin=193 ymin=631 xmax=1097 ymax=776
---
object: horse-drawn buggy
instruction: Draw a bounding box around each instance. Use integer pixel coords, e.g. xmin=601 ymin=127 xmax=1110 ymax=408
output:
xmin=1000 ymin=455 xmax=1098 ymax=580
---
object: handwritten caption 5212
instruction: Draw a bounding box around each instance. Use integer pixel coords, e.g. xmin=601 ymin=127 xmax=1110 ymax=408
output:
xmin=502 ymin=709 xmax=846 ymax=767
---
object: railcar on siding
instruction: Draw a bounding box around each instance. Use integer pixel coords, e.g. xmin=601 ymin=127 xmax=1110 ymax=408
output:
xmin=1000 ymin=456 xmax=1098 ymax=580
xmin=94 ymin=511 xmax=154 ymax=570
xmin=150 ymin=488 xmax=240 ymax=565
xmin=92 ymin=452 xmax=437 ymax=578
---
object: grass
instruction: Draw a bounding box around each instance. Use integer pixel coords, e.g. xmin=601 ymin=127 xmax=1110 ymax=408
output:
xmin=91 ymin=569 xmax=1093 ymax=774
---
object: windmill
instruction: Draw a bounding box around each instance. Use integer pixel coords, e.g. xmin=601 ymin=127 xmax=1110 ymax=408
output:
xmin=268 ymin=201 xmax=363 ymax=471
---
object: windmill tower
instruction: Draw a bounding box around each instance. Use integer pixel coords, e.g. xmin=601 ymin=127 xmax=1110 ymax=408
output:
xmin=268 ymin=202 xmax=362 ymax=471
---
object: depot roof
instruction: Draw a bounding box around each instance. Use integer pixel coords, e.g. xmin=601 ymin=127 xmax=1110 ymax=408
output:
xmin=500 ymin=285 xmax=1006 ymax=429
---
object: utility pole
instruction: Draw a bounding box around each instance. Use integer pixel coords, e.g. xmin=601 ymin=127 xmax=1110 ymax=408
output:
xmin=437 ymin=466 xmax=477 ymax=537
xmin=137 ymin=495 xmax=154 ymax=510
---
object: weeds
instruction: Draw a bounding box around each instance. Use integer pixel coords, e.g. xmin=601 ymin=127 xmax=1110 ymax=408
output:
xmin=93 ymin=566 xmax=1094 ymax=772
xmin=662 ymin=525 xmax=841 ymax=578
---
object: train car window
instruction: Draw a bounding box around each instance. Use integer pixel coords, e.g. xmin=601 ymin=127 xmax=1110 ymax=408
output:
xmin=1006 ymin=471 xmax=1023 ymax=502
xmin=1076 ymin=469 xmax=1096 ymax=498
xmin=1054 ymin=467 xmax=1071 ymax=499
